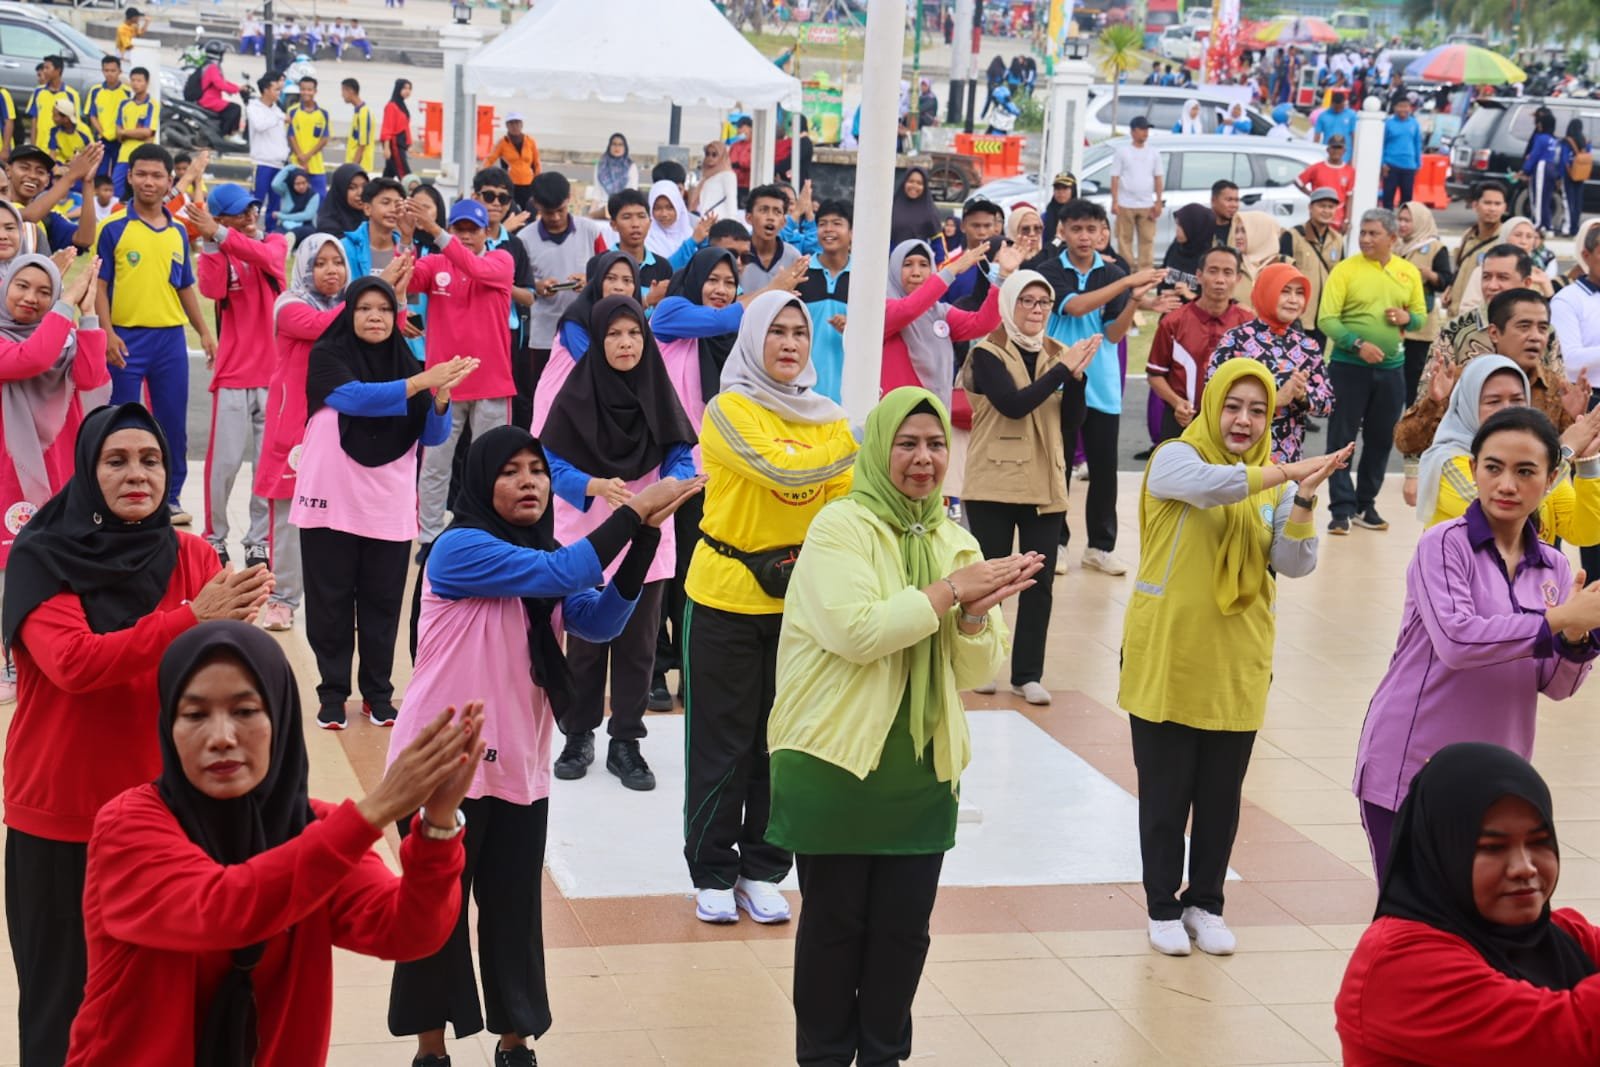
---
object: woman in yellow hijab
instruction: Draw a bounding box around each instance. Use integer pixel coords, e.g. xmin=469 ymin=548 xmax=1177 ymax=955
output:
xmin=1120 ymin=359 xmax=1350 ymax=959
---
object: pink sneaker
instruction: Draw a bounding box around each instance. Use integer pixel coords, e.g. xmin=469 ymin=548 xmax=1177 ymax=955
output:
xmin=261 ymin=602 xmax=294 ymax=631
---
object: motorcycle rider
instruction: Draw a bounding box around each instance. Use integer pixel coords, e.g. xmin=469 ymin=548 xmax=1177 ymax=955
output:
xmin=195 ymin=41 xmax=243 ymax=137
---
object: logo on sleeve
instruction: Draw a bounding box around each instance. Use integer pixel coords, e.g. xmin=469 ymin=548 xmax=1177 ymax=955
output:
xmin=4 ymin=501 xmax=36 ymax=535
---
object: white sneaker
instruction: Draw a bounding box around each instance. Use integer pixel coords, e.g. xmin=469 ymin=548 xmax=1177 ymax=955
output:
xmin=973 ymin=680 xmax=998 ymax=695
xmin=695 ymin=887 xmax=738 ymax=924
xmin=1148 ymin=918 xmax=1192 ymax=956
xmin=734 ymin=877 xmax=791 ymax=924
xmin=1011 ymin=681 xmax=1051 ymax=705
xmin=1081 ymin=548 xmax=1129 ymax=576
xmin=1073 ymin=467 xmax=1091 ymax=482
xmin=1182 ymin=906 xmax=1236 ymax=955
xmin=1054 ymin=554 xmax=1068 ymax=575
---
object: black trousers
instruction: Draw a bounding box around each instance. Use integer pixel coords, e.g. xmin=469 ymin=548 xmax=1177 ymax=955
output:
xmin=1326 ymin=361 xmax=1404 ymax=520
xmin=390 ymin=797 xmax=551 ymax=1040
xmin=562 ymin=580 xmax=664 ymax=741
xmin=964 ymin=500 xmax=1059 ymax=686
xmin=1380 ymin=166 xmax=1416 ymax=210
xmin=6 ymin=830 xmax=88 ymax=1067
xmin=682 ymin=600 xmax=790 ymax=889
xmin=793 ymin=852 xmax=944 ymax=1067
xmin=1158 ymin=406 xmax=1184 ymax=443
xmin=1128 ymin=716 xmax=1255 ymax=921
xmin=1059 ymin=383 xmax=1119 ymax=551
xmin=300 ymin=527 xmax=410 ymax=708
xmin=653 ymin=494 xmax=703 ymax=682
xmin=513 ymin=347 xmax=549 ymax=431
xmin=1402 ymin=338 xmax=1432 ymax=409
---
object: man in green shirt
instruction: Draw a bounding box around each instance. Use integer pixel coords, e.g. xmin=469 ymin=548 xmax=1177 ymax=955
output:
xmin=1317 ymin=207 xmax=1427 ymax=535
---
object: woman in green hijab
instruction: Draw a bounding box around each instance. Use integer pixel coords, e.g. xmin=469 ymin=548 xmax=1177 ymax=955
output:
xmin=767 ymin=386 xmax=1042 ymax=1066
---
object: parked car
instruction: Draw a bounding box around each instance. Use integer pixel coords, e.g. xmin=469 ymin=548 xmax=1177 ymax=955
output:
xmin=1085 ymin=85 xmax=1282 ymax=142
xmin=0 ymin=2 xmax=108 ymax=140
xmin=1446 ymin=95 xmax=1600 ymax=225
xmin=971 ymin=135 xmax=1327 ymax=253
xmin=1158 ymin=26 xmax=1203 ymax=65
xmin=1186 ymin=6 xmax=1213 ymax=29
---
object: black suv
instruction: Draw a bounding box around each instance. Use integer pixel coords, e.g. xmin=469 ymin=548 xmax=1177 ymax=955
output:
xmin=1446 ymin=96 xmax=1600 ymax=226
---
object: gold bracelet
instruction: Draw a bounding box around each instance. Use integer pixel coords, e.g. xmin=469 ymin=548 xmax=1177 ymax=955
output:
xmin=941 ymin=577 xmax=961 ymax=606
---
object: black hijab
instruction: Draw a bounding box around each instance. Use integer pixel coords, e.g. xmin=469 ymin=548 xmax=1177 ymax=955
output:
xmin=890 ymin=167 xmax=944 ymax=248
xmin=666 ymin=247 xmax=739 ymax=403
xmin=539 ymin=296 xmax=696 ymax=482
xmin=1378 ymin=742 xmax=1599 ymax=991
xmin=2 ymin=403 xmax=178 ymax=649
xmin=157 ymin=620 xmax=314 ymax=1067
xmin=388 ymin=78 xmax=411 ymax=118
xmin=556 ymin=249 xmax=639 ymax=359
xmin=315 ymin=162 xmax=367 ymax=237
xmin=305 ymin=277 xmax=432 ymax=467
xmin=440 ymin=426 xmax=573 ymax=717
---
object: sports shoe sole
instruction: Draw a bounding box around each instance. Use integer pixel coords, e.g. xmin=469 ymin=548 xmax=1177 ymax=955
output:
xmin=1327 ymin=525 xmax=1350 ymax=536
xmin=316 ymin=716 xmax=346 ymax=731
xmin=363 ymin=704 xmax=397 ymax=727
xmin=553 ymin=763 xmax=588 ymax=780
xmin=607 ymin=762 xmax=657 ymax=791
xmin=1351 ymin=518 xmax=1389 ymax=531
xmin=696 ymin=904 xmax=739 ymax=924
xmin=734 ymin=889 xmax=791 ymax=924
xmin=646 ymin=692 xmax=674 ymax=711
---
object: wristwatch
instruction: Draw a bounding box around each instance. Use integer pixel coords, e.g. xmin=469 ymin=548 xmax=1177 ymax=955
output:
xmin=1293 ymin=493 xmax=1317 ymax=511
xmin=418 ymin=806 xmax=466 ymax=841
xmin=960 ymin=611 xmax=988 ymax=628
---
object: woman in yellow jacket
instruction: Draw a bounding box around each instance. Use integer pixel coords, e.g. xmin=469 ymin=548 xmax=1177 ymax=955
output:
xmin=681 ymin=291 xmax=857 ymax=927
xmin=768 ymin=387 xmax=1039 ymax=1067
xmin=1121 ymin=360 xmax=1349 ymax=959
xmin=1416 ymin=354 xmax=1600 ymax=541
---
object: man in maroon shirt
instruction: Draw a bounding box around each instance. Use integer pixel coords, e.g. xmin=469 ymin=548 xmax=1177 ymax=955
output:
xmin=1146 ymin=246 xmax=1253 ymax=439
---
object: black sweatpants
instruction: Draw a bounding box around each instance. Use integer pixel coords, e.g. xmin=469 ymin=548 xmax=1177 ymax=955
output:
xmin=1128 ymin=715 xmax=1255 ymax=921
xmin=6 ymin=830 xmax=88 ymax=1067
xmin=653 ymin=494 xmax=703 ymax=683
xmin=513 ymin=347 xmax=549 ymax=431
xmin=1402 ymin=338 xmax=1432 ymax=409
xmin=793 ymin=852 xmax=944 ymax=1067
xmin=682 ymin=600 xmax=790 ymax=889
xmin=300 ymin=527 xmax=410 ymax=708
xmin=1059 ymin=384 xmax=1120 ymax=551
xmin=562 ymin=580 xmax=664 ymax=741
xmin=390 ymin=797 xmax=551 ymax=1040
xmin=1326 ymin=361 xmax=1404 ymax=520
xmin=964 ymin=500 xmax=1059 ymax=686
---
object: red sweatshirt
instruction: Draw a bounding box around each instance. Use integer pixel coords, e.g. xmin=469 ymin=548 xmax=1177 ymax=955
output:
xmin=409 ymin=233 xmax=514 ymax=402
xmin=67 ymin=786 xmax=464 ymax=1066
xmin=254 ymin=301 xmax=342 ymax=502
xmin=1337 ymin=911 xmax=1600 ymax=1066
xmin=3 ymin=534 xmax=219 ymax=842
xmin=196 ymin=227 xmax=290 ymax=390
xmin=880 ymin=273 xmax=1001 ymax=397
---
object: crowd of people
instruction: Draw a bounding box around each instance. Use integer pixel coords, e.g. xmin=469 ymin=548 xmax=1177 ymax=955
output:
xmin=2 ymin=30 xmax=1600 ymax=1064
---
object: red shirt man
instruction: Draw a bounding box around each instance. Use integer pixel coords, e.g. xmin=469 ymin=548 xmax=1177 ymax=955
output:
xmin=1297 ymin=135 xmax=1356 ymax=231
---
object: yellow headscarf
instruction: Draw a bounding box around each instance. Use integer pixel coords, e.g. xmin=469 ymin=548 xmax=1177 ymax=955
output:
xmin=1177 ymin=358 xmax=1277 ymax=616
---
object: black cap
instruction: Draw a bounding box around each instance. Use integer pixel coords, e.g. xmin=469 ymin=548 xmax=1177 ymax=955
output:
xmin=1129 ymin=115 xmax=1151 ymax=129
xmin=8 ymin=145 xmax=54 ymax=169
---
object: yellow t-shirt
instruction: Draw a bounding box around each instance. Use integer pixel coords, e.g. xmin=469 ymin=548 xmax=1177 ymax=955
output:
xmin=114 ymin=96 xmax=159 ymax=163
xmin=115 ymin=22 xmax=140 ymax=54
xmin=84 ymin=81 xmax=130 ymax=142
xmin=45 ymin=121 xmax=92 ymax=165
xmin=347 ymin=103 xmax=375 ymax=172
xmin=683 ymin=392 xmax=857 ymax=616
xmin=288 ymin=105 xmax=330 ymax=175
xmin=95 ymin=208 xmax=195 ymax=328
xmin=1429 ymin=454 xmax=1600 ymax=547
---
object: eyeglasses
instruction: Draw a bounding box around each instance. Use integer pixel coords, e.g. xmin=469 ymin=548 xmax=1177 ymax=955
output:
xmin=1018 ymin=224 xmax=1043 ymax=236
xmin=478 ymin=191 xmax=513 ymax=204
xmin=1015 ymin=296 xmax=1053 ymax=310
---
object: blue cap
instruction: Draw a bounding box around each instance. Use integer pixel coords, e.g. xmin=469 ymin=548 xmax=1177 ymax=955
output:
xmin=447 ymin=200 xmax=489 ymax=230
xmin=206 ymin=184 xmax=259 ymax=217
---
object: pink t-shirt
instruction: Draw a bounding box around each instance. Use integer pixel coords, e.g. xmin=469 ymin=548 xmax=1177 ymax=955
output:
xmin=288 ymin=407 xmax=420 ymax=542
xmin=657 ymin=336 xmax=707 ymax=467
xmin=386 ymin=576 xmax=558 ymax=805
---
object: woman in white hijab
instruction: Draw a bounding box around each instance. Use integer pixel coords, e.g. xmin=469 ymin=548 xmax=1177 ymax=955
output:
xmin=1174 ymin=97 xmax=1205 ymax=134
xmin=646 ymin=179 xmax=697 ymax=261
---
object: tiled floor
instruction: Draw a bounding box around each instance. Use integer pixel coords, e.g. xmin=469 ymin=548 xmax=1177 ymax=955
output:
xmin=7 ymin=470 xmax=1599 ymax=1064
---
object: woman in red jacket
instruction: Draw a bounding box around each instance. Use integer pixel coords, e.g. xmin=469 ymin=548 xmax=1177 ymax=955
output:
xmin=67 ymin=620 xmax=483 ymax=1066
xmin=1336 ymin=742 xmax=1600 ymax=1066
xmin=381 ymin=78 xmax=414 ymax=179
xmin=1 ymin=403 xmax=273 ymax=1066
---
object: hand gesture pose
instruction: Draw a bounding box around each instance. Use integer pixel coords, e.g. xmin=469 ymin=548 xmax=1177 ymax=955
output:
xmin=1282 ymin=443 xmax=1355 ymax=497
xmin=949 ymin=243 xmax=988 ymax=276
xmin=945 ymin=552 xmax=1045 ymax=618
xmin=588 ymin=477 xmax=632 ymax=509
xmin=378 ymin=249 xmax=415 ymax=294
xmin=629 ymin=474 xmax=708 ymax=527
xmin=357 ymin=703 xmax=486 ymax=831
xmin=411 ymin=356 xmax=479 ymax=411
xmin=993 ymin=241 xmax=1024 ymax=278
xmin=693 ymin=211 xmax=718 ymax=244
xmin=1547 ymin=571 xmax=1600 ymax=644
xmin=63 ymin=257 xmax=99 ymax=315
xmin=189 ymin=564 xmax=275 ymax=624
xmin=1561 ymin=371 xmax=1592 ymax=424
xmin=767 ymin=255 xmax=811 ymax=296
xmin=1277 ymin=368 xmax=1310 ymax=409
xmin=1427 ymin=350 xmax=1459 ymax=406
xmin=1062 ymin=334 xmax=1102 ymax=379
xmin=1559 ymin=403 xmax=1600 ymax=461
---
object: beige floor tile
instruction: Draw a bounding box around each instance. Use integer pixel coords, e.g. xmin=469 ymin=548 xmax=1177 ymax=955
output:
xmin=331 ymin=946 xmax=397 ymax=988
xmin=1270 ymin=1003 xmax=1342 ymax=1060
xmin=326 ymin=1041 xmax=489 ymax=1067
xmin=1227 ymin=925 xmax=1341 ymax=952
xmin=1211 ymin=950 xmax=1350 ymax=1006
xmin=924 ymin=931 xmax=1054 ymax=962
xmin=743 ymin=937 xmax=797 ymax=968
xmin=547 ymin=945 xmax=609 ymax=977
xmin=612 ymin=968 xmax=793 ymax=1030
xmin=1306 ymin=923 xmax=1370 ymax=951
xmin=596 ymin=939 xmax=762 ymax=975
xmin=546 ymin=974 xmax=641 ymax=1034
xmin=647 ymin=1022 xmax=794 ymax=1066
xmin=972 ymin=1009 xmax=1171 ymax=1067
xmin=1037 ymin=928 xmax=1154 ymax=958
xmin=1245 ymin=788 xmax=1365 ymax=827
xmin=902 ymin=1015 xmax=1008 ymax=1065
xmin=1295 ymin=822 xmax=1377 ymax=865
xmin=923 ymin=957 xmax=1107 ymax=1015
xmin=1243 ymin=758 xmax=1341 ymax=792
xmin=519 ymin=1029 xmax=661 ymax=1065
xmin=1121 ymin=1003 xmax=1325 ymax=1066
xmin=1064 ymin=953 xmax=1257 ymax=1011
xmin=327 ymin=984 xmax=413 ymax=1047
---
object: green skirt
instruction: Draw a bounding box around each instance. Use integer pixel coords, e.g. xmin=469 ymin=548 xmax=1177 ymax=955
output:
xmin=767 ymin=693 xmax=958 ymax=855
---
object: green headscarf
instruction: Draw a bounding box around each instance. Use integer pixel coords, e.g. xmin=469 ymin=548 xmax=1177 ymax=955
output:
xmin=848 ymin=386 xmax=962 ymax=782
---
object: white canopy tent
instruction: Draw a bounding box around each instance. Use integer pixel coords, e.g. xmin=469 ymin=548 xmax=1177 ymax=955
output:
xmin=459 ymin=0 xmax=802 ymax=186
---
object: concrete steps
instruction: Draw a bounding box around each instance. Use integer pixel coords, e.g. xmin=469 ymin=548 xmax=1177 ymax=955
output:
xmin=82 ymin=13 xmax=457 ymax=68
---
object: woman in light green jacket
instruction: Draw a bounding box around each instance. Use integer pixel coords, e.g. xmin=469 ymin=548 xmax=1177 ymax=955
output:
xmin=767 ymin=386 xmax=1043 ymax=1067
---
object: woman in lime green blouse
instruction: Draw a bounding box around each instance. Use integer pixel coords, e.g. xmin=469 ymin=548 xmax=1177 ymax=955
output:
xmin=767 ymin=386 xmax=1042 ymax=1066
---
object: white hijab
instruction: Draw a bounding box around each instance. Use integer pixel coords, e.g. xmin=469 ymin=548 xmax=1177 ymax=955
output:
xmin=888 ymin=239 xmax=957 ymax=409
xmin=998 ymin=270 xmax=1053 ymax=352
xmin=645 ymin=180 xmax=695 ymax=259
xmin=719 ymin=291 xmax=847 ymax=426
xmin=1178 ymin=97 xmax=1204 ymax=134
xmin=273 ymin=233 xmax=347 ymax=325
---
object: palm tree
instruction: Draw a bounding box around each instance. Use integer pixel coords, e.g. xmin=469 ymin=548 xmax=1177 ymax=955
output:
xmin=1098 ymin=24 xmax=1145 ymax=137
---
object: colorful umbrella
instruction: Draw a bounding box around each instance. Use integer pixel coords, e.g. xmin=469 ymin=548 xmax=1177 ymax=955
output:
xmin=1403 ymin=44 xmax=1526 ymax=85
xmin=1249 ymin=16 xmax=1339 ymax=45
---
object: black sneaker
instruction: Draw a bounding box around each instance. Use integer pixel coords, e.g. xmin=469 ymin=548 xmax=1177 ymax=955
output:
xmin=646 ymin=675 xmax=673 ymax=711
xmin=415 ymin=541 xmax=433 ymax=567
xmin=554 ymin=731 xmax=595 ymax=780
xmin=607 ymin=738 xmax=656 ymax=791
xmin=1327 ymin=516 xmax=1350 ymax=536
xmin=316 ymin=703 xmax=347 ymax=730
xmin=493 ymin=1048 xmax=537 ymax=1067
xmin=1352 ymin=508 xmax=1389 ymax=531
xmin=245 ymin=548 xmax=269 ymax=571
xmin=363 ymin=701 xmax=398 ymax=727
xmin=412 ymin=1056 xmax=451 ymax=1067
xmin=211 ymin=545 xmax=230 ymax=567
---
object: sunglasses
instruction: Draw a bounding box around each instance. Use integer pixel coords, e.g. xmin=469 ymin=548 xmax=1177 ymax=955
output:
xmin=478 ymin=191 xmax=513 ymax=205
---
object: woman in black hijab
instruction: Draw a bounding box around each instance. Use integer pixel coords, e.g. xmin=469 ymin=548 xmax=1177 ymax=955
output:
xmin=553 ymin=248 xmax=639 ymax=362
xmin=381 ymin=78 xmax=413 ymax=179
xmin=890 ymin=167 xmax=944 ymax=248
xmin=314 ymin=162 xmax=369 ymax=237
xmin=386 ymin=426 xmax=691 ymax=1064
xmin=66 ymin=620 xmax=485 ymax=1066
xmin=539 ymin=296 xmax=701 ymax=791
xmin=1337 ymin=742 xmax=1600 ymax=1063
xmin=293 ymin=276 xmax=479 ymax=730
xmin=2 ymin=403 xmax=271 ymax=1065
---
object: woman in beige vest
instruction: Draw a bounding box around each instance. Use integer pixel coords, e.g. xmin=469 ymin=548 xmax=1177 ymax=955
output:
xmin=958 ymin=270 xmax=1096 ymax=704
xmin=1396 ymin=202 xmax=1456 ymax=407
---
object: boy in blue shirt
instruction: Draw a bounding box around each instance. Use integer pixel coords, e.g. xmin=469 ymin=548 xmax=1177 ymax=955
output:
xmin=1380 ymin=97 xmax=1424 ymax=210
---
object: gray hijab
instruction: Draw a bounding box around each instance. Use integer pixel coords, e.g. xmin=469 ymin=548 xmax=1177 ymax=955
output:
xmin=1415 ymin=355 xmax=1526 ymax=524
xmin=273 ymin=233 xmax=347 ymax=325
xmin=718 ymin=291 xmax=848 ymax=426
xmin=888 ymin=239 xmax=957 ymax=410
xmin=0 ymin=255 xmax=98 ymax=508
xmin=0 ymin=201 xmax=39 ymax=284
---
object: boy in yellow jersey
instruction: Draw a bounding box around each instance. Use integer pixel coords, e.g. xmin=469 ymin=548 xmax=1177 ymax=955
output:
xmin=94 ymin=143 xmax=217 ymax=522
xmin=340 ymin=77 xmax=375 ymax=172
xmin=111 ymin=67 xmax=158 ymax=200
xmin=287 ymin=76 xmax=330 ymax=198
xmin=115 ymin=8 xmax=148 ymax=60
xmin=84 ymin=56 xmax=130 ymax=185
xmin=0 ymin=86 xmax=14 ymax=161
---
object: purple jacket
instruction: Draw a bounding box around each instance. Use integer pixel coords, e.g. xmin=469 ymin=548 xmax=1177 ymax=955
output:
xmin=1355 ymin=501 xmax=1597 ymax=812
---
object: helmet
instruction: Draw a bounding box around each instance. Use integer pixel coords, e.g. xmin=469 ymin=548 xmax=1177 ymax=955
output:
xmin=203 ymin=40 xmax=227 ymax=59
xmin=1272 ymin=103 xmax=1291 ymax=124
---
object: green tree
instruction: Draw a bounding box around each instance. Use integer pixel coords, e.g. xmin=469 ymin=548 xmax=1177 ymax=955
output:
xmin=1098 ymin=23 xmax=1145 ymax=137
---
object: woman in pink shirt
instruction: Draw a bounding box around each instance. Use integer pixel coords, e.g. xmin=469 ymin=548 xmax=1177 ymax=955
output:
xmin=386 ymin=426 xmax=697 ymax=1066
xmin=882 ymin=240 xmax=1000 ymax=409
xmin=531 ymin=250 xmax=639 ymax=432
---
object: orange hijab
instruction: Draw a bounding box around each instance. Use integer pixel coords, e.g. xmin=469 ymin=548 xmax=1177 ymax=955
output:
xmin=1251 ymin=262 xmax=1310 ymax=335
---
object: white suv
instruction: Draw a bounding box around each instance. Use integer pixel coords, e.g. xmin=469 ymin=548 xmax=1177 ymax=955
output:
xmin=1084 ymin=85 xmax=1283 ymax=142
